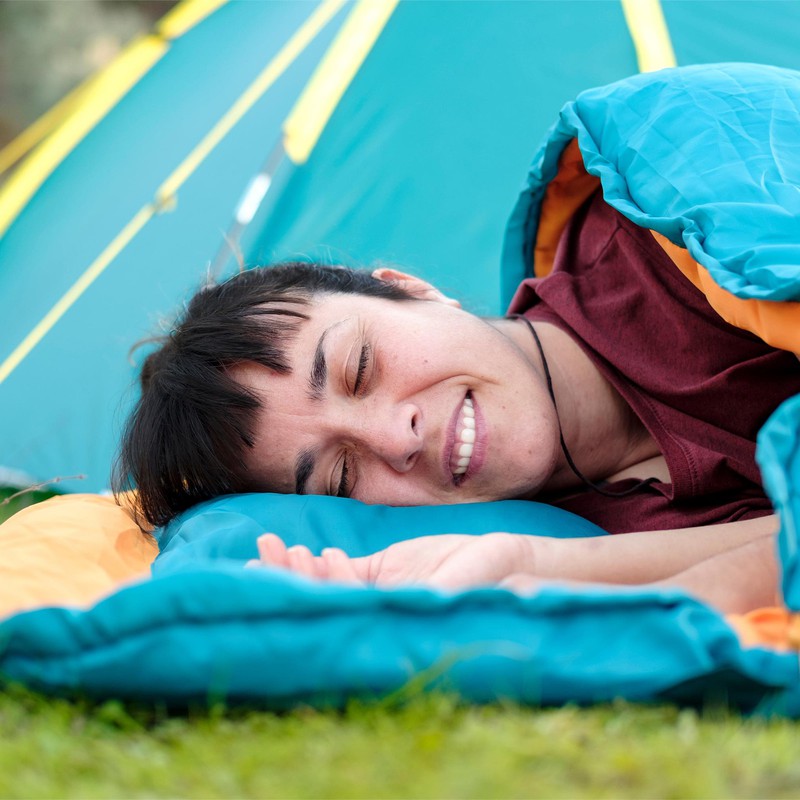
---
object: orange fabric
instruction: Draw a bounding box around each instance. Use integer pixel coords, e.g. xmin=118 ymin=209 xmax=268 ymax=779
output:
xmin=727 ymin=607 xmax=800 ymax=651
xmin=534 ymin=140 xmax=800 ymax=355
xmin=0 ymin=494 xmax=157 ymax=619
xmin=651 ymin=232 xmax=800 ymax=356
xmin=533 ymin=139 xmax=599 ymax=278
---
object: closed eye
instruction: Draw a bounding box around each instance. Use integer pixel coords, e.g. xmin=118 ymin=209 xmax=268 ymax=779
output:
xmin=336 ymin=456 xmax=351 ymax=497
xmin=353 ymin=343 xmax=371 ymax=395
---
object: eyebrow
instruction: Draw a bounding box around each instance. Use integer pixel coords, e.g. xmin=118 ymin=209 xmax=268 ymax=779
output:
xmin=307 ymin=318 xmax=350 ymax=401
xmin=307 ymin=329 xmax=328 ymax=400
xmin=294 ymin=447 xmax=317 ymax=495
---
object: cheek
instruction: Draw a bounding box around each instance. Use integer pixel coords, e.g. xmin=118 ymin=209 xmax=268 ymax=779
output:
xmin=357 ymin=467 xmax=434 ymax=506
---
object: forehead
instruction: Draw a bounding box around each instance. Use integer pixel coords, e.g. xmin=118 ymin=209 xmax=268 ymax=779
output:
xmin=232 ymin=292 xmax=390 ymax=381
xmin=287 ymin=291 xmax=425 ymax=349
xmin=307 ymin=290 xmax=405 ymax=317
xmin=228 ymin=295 xmax=373 ymax=485
xmin=232 ymin=291 xmax=453 ymax=492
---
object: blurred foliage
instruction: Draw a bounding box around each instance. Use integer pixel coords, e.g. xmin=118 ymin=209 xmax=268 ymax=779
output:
xmin=0 ymin=0 xmax=175 ymax=149
xmin=0 ymin=484 xmax=60 ymax=525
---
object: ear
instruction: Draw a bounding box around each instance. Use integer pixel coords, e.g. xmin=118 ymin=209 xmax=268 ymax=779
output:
xmin=371 ymin=267 xmax=461 ymax=308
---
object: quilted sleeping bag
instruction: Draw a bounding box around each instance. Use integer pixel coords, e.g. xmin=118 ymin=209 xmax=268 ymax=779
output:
xmin=2 ymin=63 xmax=800 ymax=713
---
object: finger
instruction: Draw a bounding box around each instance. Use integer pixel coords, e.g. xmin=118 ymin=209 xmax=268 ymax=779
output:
xmin=321 ymin=547 xmax=364 ymax=585
xmin=245 ymin=559 xmax=262 ymax=569
xmin=287 ymin=544 xmax=320 ymax=579
xmin=257 ymin=533 xmax=289 ymax=567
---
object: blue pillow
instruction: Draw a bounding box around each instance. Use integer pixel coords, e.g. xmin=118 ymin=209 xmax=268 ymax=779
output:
xmin=154 ymin=494 xmax=605 ymax=575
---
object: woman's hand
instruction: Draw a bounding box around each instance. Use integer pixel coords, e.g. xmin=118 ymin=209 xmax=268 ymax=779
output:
xmin=247 ymin=516 xmax=781 ymax=613
xmin=248 ymin=532 xmax=538 ymax=591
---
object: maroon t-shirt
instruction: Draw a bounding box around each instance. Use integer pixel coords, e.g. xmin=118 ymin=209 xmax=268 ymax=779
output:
xmin=507 ymin=192 xmax=800 ymax=533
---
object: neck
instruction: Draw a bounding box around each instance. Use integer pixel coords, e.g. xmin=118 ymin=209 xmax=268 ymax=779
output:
xmin=492 ymin=316 xmax=656 ymax=491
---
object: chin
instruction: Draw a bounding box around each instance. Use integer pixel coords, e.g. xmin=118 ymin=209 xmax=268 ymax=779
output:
xmin=502 ymin=475 xmax=550 ymax=502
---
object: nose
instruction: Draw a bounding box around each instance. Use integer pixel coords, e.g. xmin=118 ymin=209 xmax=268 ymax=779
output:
xmin=357 ymin=402 xmax=423 ymax=473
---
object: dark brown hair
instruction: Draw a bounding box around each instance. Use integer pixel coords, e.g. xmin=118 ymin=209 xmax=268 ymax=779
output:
xmin=114 ymin=262 xmax=412 ymax=528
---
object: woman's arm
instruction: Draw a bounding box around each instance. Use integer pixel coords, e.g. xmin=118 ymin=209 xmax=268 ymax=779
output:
xmin=250 ymin=514 xmax=779 ymax=607
xmin=503 ymin=533 xmax=780 ymax=614
xmin=532 ymin=514 xmax=777 ymax=585
xmin=654 ymin=534 xmax=779 ymax=612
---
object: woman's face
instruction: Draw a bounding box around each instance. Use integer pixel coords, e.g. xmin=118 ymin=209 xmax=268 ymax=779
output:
xmin=233 ymin=282 xmax=560 ymax=506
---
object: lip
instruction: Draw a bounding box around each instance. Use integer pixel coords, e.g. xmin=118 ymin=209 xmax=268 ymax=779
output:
xmin=443 ymin=391 xmax=487 ymax=486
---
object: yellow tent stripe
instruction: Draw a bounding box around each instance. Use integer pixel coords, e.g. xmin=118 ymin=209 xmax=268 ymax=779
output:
xmin=156 ymin=0 xmax=228 ymax=40
xmin=620 ymin=0 xmax=677 ymax=73
xmin=0 ymin=36 xmax=167 ymax=239
xmin=156 ymin=0 xmax=347 ymax=205
xmin=283 ymin=0 xmax=399 ymax=165
xmin=0 ymin=78 xmax=89 ymax=178
xmin=0 ymin=0 xmax=347 ymax=386
xmin=0 ymin=205 xmax=155 ymax=385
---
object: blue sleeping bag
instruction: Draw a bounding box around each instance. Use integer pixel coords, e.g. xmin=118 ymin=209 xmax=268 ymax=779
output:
xmin=3 ymin=63 xmax=800 ymax=712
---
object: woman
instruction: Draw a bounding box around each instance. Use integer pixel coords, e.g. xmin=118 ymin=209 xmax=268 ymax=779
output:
xmin=117 ymin=185 xmax=800 ymax=613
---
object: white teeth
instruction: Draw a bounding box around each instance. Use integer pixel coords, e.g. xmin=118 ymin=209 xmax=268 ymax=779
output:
xmin=451 ymin=394 xmax=477 ymax=479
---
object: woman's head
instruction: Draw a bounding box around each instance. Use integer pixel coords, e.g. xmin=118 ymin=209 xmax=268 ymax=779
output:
xmin=117 ymin=262 xmax=560 ymax=527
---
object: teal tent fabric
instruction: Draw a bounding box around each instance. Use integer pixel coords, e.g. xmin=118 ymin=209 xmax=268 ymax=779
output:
xmin=2 ymin=63 xmax=800 ymax=712
xmin=0 ymin=0 xmax=641 ymax=493
xmin=2 ymin=2 xmax=800 ymax=493
xmin=663 ymin=1 xmax=800 ymax=71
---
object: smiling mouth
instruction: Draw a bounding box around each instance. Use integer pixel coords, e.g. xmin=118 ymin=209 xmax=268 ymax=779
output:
xmin=449 ymin=392 xmax=476 ymax=480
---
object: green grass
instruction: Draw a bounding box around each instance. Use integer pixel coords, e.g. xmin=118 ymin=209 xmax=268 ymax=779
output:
xmin=4 ymin=495 xmax=800 ymax=798
xmin=0 ymin=688 xmax=800 ymax=798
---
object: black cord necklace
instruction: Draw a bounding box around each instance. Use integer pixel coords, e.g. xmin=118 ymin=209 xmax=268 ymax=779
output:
xmin=512 ymin=314 xmax=655 ymax=498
